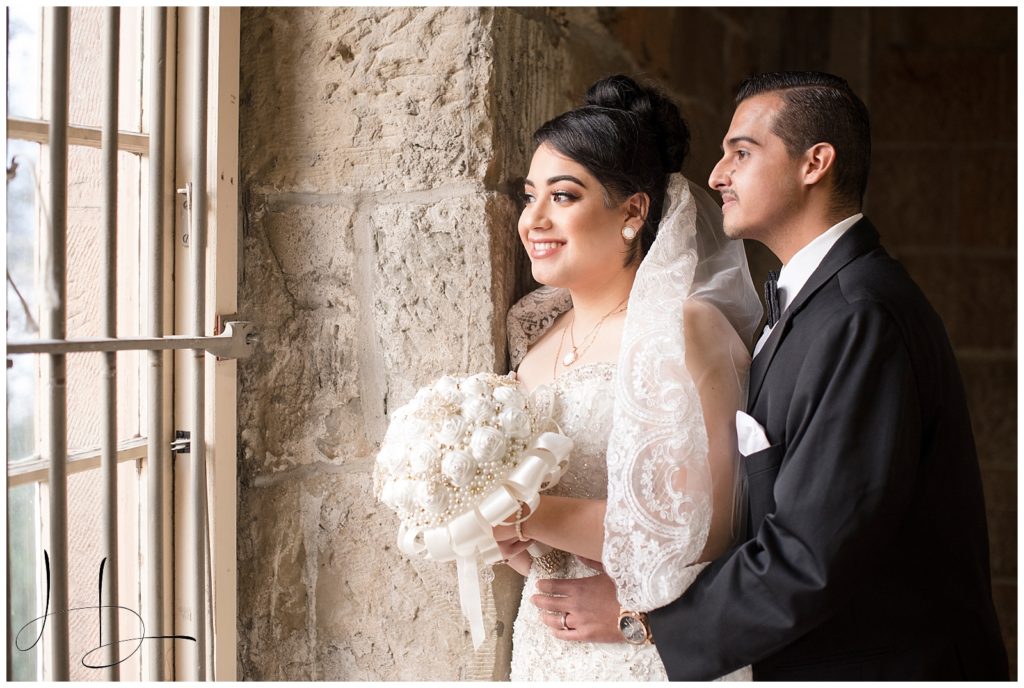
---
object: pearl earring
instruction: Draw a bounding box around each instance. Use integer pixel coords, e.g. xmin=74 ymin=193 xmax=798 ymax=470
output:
xmin=621 ymin=225 xmax=638 ymax=241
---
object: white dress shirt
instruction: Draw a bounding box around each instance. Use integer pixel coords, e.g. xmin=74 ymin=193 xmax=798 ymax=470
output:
xmin=753 ymin=213 xmax=864 ymax=356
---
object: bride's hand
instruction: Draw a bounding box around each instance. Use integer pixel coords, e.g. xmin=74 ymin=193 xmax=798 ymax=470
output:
xmin=494 ymin=532 xmax=533 ymax=577
xmin=504 ymin=550 xmax=532 ymax=577
xmin=492 ymin=522 xmax=521 ymax=544
xmin=494 ymin=532 xmax=533 ymax=561
xmin=531 ymin=573 xmax=624 ymax=643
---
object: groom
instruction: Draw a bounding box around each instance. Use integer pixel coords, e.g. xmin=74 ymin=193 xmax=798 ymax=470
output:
xmin=535 ymin=71 xmax=1008 ymax=679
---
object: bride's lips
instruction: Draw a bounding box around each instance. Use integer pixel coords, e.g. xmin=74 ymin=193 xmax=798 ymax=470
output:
xmin=529 ymin=240 xmax=565 ymax=259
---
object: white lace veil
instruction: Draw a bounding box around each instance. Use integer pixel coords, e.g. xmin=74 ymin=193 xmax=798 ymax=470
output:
xmin=602 ymin=174 xmax=761 ymax=612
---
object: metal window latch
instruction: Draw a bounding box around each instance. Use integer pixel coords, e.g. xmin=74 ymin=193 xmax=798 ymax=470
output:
xmin=176 ymin=182 xmax=192 ymax=246
xmin=214 ymin=314 xmax=258 ymax=360
xmin=171 ymin=430 xmax=191 ymax=455
xmin=208 ymin=320 xmax=257 ymax=360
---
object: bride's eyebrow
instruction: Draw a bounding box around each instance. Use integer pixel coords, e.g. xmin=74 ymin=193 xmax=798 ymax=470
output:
xmin=547 ymin=174 xmax=586 ymax=188
xmin=523 ymin=175 xmax=587 ymax=189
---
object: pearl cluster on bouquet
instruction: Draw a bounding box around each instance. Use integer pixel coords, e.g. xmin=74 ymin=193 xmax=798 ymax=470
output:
xmin=375 ymin=372 xmax=546 ymax=530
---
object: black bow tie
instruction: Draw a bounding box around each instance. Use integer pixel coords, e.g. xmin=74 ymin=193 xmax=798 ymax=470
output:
xmin=764 ymin=270 xmax=781 ymax=328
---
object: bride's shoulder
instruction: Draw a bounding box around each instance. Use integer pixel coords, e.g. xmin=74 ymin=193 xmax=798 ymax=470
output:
xmin=682 ymin=298 xmax=750 ymax=367
xmin=507 ymin=286 xmax=572 ymax=368
xmin=682 ymin=298 xmax=731 ymax=336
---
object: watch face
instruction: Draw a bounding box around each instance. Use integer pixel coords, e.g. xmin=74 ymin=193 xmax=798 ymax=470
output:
xmin=619 ymin=614 xmax=648 ymax=645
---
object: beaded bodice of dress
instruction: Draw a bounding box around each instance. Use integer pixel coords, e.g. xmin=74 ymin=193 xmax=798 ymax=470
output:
xmin=540 ymin=363 xmax=615 ymax=502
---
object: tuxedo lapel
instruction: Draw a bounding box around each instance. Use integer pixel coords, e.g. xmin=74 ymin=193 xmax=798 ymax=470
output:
xmin=747 ymin=218 xmax=882 ymax=410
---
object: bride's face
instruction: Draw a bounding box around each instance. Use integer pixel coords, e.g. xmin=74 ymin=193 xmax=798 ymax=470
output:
xmin=519 ymin=143 xmax=632 ymax=290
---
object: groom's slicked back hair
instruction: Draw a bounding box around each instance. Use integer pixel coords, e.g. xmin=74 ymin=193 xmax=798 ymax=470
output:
xmin=737 ymin=71 xmax=871 ymax=208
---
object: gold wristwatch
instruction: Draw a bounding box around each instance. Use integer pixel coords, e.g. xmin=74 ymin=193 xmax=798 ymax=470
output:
xmin=617 ymin=608 xmax=653 ymax=645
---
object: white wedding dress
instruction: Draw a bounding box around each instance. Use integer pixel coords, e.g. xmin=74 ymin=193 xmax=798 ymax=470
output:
xmin=509 ymin=362 xmax=670 ymax=681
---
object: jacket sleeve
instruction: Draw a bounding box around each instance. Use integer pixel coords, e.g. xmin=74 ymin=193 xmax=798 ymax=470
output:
xmin=648 ymin=300 xmax=922 ymax=680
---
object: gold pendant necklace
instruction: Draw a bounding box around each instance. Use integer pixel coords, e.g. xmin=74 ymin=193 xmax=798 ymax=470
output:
xmin=553 ymin=298 xmax=628 ymax=378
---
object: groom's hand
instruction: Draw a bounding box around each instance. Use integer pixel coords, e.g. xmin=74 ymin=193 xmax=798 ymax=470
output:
xmin=532 ymin=571 xmax=624 ymax=643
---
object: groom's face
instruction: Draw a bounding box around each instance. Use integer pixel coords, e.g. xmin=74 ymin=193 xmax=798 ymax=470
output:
xmin=708 ymin=93 xmax=804 ymax=242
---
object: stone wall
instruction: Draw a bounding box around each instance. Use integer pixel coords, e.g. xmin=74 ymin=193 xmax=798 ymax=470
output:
xmin=237 ymin=6 xmax=1015 ymax=680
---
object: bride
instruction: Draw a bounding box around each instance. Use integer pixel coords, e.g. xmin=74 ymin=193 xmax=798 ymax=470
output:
xmin=493 ymin=75 xmax=761 ymax=680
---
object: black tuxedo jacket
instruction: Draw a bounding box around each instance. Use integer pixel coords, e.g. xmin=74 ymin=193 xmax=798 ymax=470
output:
xmin=648 ymin=218 xmax=1008 ymax=680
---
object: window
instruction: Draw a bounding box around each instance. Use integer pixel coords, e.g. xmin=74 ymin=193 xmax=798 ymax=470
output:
xmin=6 ymin=7 xmax=239 ymax=680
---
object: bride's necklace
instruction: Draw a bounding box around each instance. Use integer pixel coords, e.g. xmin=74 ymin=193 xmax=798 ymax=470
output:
xmin=553 ymin=298 xmax=628 ymax=378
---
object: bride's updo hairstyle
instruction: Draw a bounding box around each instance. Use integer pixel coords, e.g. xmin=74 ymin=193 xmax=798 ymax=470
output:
xmin=532 ymin=74 xmax=690 ymax=264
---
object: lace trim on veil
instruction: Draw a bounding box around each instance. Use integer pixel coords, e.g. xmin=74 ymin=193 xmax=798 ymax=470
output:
xmin=603 ymin=176 xmax=714 ymax=611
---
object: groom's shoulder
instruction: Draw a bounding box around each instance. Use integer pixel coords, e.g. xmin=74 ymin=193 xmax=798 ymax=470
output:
xmin=832 ymin=233 xmax=947 ymax=341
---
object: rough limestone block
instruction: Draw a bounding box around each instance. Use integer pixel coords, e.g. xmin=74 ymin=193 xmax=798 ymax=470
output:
xmin=237 ymin=187 xmax=522 ymax=678
xmin=980 ymin=479 xmax=1017 ymax=579
xmin=238 ymin=466 xmax=512 ymax=680
xmin=961 ymin=359 xmax=1017 ymax=470
xmin=990 ymin=581 xmax=1017 ymax=676
xmin=867 ymin=149 xmax=955 ymax=248
xmin=240 ymin=7 xmax=493 ymax=194
xmin=370 ymin=192 xmax=508 ymax=408
xmin=313 ymin=471 xmax=487 ymax=680
xmin=238 ymin=196 xmax=367 ymax=480
xmin=869 ymin=6 xmax=1016 ymax=53
xmin=237 ymin=478 xmax=315 ymax=680
xmin=490 ymin=8 xmax=650 ymax=189
xmin=870 ymin=47 xmax=1015 ymax=145
xmin=956 ymin=150 xmax=1017 ymax=250
xmin=899 ymin=254 xmax=1016 ymax=351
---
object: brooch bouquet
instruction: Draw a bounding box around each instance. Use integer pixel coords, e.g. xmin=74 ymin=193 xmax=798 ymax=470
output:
xmin=374 ymin=372 xmax=572 ymax=647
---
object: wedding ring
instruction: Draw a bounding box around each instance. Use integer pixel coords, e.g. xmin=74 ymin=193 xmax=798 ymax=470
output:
xmin=560 ymin=611 xmax=569 ymax=631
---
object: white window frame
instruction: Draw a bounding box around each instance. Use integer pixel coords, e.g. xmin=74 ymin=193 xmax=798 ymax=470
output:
xmin=5 ymin=7 xmax=239 ymax=681
xmin=171 ymin=7 xmax=239 ymax=681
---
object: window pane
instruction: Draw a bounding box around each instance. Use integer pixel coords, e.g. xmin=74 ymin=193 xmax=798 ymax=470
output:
xmin=7 ymin=139 xmax=41 ymax=463
xmin=7 ymin=482 xmax=41 ymax=680
xmin=60 ymin=145 xmax=145 ymax=451
xmin=67 ymin=7 xmax=146 ymax=133
xmin=117 ymin=151 xmax=144 ymax=441
xmin=67 ymin=8 xmax=104 ymax=129
xmin=65 ymin=466 xmax=141 ymax=680
xmin=119 ymin=8 xmax=146 ymax=134
xmin=7 ymin=7 xmax=146 ymax=131
xmin=65 ymin=145 xmax=105 ymax=452
xmin=7 ymin=6 xmax=42 ymax=120
xmin=8 ymin=467 xmax=146 ymax=678
xmin=7 ymin=140 xmax=40 ymax=339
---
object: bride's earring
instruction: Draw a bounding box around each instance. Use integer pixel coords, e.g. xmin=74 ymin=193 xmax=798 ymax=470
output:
xmin=621 ymin=225 xmax=638 ymax=242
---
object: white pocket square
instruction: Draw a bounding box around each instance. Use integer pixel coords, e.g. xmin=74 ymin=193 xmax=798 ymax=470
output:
xmin=736 ymin=411 xmax=771 ymax=457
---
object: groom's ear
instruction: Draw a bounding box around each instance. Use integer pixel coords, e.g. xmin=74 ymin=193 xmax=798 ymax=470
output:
xmin=801 ymin=143 xmax=837 ymax=188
